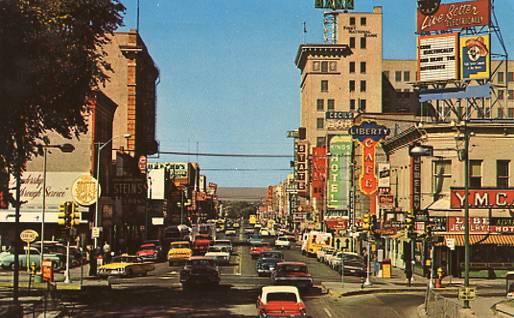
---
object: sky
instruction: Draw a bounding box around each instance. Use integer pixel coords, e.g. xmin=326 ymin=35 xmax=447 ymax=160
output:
xmin=117 ymin=0 xmax=514 ymax=188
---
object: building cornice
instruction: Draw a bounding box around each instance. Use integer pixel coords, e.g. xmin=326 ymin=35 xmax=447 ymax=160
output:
xmin=295 ymin=44 xmax=352 ymax=70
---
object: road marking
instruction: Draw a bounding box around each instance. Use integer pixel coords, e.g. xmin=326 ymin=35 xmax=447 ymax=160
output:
xmin=323 ymin=308 xmax=333 ymax=318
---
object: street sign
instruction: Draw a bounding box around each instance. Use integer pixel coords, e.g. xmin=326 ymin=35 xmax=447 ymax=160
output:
xmin=446 ymin=238 xmax=456 ymax=250
xmin=20 ymin=229 xmax=38 ymax=243
xmin=92 ymin=227 xmax=101 ymax=239
xmin=458 ymin=287 xmax=476 ymax=301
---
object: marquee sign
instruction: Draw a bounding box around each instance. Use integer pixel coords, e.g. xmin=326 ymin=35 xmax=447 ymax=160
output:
xmin=417 ymin=0 xmax=490 ymax=33
xmin=417 ymin=33 xmax=459 ymax=82
xmin=450 ymin=188 xmax=514 ymax=209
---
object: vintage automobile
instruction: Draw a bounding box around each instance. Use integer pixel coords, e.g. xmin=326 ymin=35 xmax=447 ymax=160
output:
xmin=333 ymin=252 xmax=366 ymax=277
xmin=224 ymin=228 xmax=237 ymax=236
xmin=256 ymin=256 xmax=282 ymax=277
xmin=204 ymin=246 xmax=230 ymax=265
xmin=271 ymin=262 xmax=313 ymax=290
xmin=316 ymin=246 xmax=334 ymax=263
xmin=192 ymin=234 xmax=211 ymax=255
xmin=136 ymin=243 xmax=161 ymax=261
xmin=256 ymin=285 xmax=309 ymax=318
xmin=244 ymin=227 xmax=255 ymax=235
xmin=168 ymin=241 xmax=193 ymax=266
xmin=97 ymin=255 xmax=155 ymax=277
xmin=247 ymin=235 xmax=264 ymax=246
xmin=274 ymin=236 xmax=292 ymax=249
xmin=250 ymin=242 xmax=272 ymax=259
xmin=180 ymin=256 xmax=220 ymax=289
xmin=0 ymin=246 xmax=63 ymax=271
xmin=212 ymin=239 xmax=233 ymax=254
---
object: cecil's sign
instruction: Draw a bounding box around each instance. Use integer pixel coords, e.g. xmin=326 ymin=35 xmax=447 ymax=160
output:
xmin=450 ymin=188 xmax=514 ymax=209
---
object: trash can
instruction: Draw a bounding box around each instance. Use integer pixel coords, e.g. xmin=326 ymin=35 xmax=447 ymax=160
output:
xmin=382 ymin=258 xmax=391 ymax=279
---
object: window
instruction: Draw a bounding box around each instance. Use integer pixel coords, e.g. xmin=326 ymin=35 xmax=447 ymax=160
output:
xmin=327 ymin=99 xmax=335 ymax=110
xmin=509 ymin=90 xmax=514 ymax=100
xmin=316 ymin=99 xmax=324 ymax=111
xmin=395 ymin=71 xmax=402 ymax=82
xmin=432 ymin=160 xmax=452 ymax=194
xmin=360 ymin=17 xmax=367 ymax=26
xmin=350 ymin=17 xmax=355 ymax=25
xmin=360 ymin=37 xmax=366 ymax=49
xmin=383 ymin=71 xmax=389 ymax=79
xmin=329 ymin=61 xmax=337 ymax=72
xmin=360 ymin=80 xmax=367 ymax=92
xmin=350 ymin=99 xmax=356 ymax=110
xmin=497 ymin=160 xmax=510 ymax=188
xmin=498 ymin=72 xmax=505 ymax=83
xmin=316 ymin=137 xmax=326 ymax=147
xmin=359 ymin=99 xmax=366 ymax=111
xmin=321 ymin=61 xmax=328 ymax=73
xmin=349 ymin=37 xmax=355 ymax=49
xmin=404 ymin=71 xmax=410 ymax=82
xmin=509 ymin=108 xmax=514 ymax=118
xmin=349 ymin=62 xmax=355 ymax=73
xmin=316 ymin=118 xmax=324 ymax=129
xmin=498 ymin=108 xmax=505 ymax=119
xmin=321 ymin=80 xmax=328 ymax=92
xmin=360 ymin=62 xmax=366 ymax=74
xmin=313 ymin=61 xmax=320 ymax=72
xmin=498 ymin=90 xmax=505 ymax=100
xmin=508 ymin=72 xmax=514 ymax=82
xmin=349 ymin=80 xmax=355 ymax=92
xmin=469 ymin=160 xmax=482 ymax=188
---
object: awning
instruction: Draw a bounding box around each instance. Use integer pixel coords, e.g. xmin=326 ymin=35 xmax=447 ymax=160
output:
xmin=442 ymin=234 xmax=514 ymax=247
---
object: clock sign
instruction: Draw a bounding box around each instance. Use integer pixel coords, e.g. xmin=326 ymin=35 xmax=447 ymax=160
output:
xmin=418 ymin=0 xmax=441 ymax=16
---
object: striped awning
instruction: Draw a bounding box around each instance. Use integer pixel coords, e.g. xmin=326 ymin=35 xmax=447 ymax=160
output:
xmin=442 ymin=234 xmax=514 ymax=247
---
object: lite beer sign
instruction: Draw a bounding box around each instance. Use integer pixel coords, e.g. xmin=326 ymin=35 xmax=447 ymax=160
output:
xmin=450 ymin=188 xmax=514 ymax=209
xmin=349 ymin=121 xmax=390 ymax=195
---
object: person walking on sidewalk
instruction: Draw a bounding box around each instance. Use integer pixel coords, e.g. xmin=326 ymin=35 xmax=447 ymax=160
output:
xmin=103 ymin=241 xmax=112 ymax=263
xmin=88 ymin=245 xmax=97 ymax=277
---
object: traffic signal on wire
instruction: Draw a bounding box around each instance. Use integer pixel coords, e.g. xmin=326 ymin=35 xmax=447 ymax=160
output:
xmin=58 ymin=201 xmax=71 ymax=228
xmin=70 ymin=202 xmax=80 ymax=227
xmin=362 ymin=213 xmax=370 ymax=231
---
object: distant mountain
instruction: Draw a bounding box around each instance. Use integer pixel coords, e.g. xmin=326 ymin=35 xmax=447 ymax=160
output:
xmin=217 ymin=187 xmax=266 ymax=202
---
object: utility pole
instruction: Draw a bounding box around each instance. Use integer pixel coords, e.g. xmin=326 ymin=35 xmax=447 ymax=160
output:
xmin=463 ymin=120 xmax=470 ymax=309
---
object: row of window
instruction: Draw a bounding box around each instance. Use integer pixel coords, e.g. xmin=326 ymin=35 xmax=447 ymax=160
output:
xmin=320 ymin=80 xmax=367 ymax=93
xmin=435 ymin=160 xmax=510 ymax=192
xmin=313 ymin=61 xmax=338 ymax=73
xmin=384 ymin=70 xmax=411 ymax=82
xmin=349 ymin=16 xmax=366 ymax=26
xmin=349 ymin=61 xmax=366 ymax=74
xmin=315 ymin=98 xmax=367 ymax=113
xmin=496 ymin=72 xmax=514 ymax=83
xmin=497 ymin=108 xmax=514 ymax=119
xmin=497 ymin=90 xmax=514 ymax=100
xmin=349 ymin=37 xmax=367 ymax=49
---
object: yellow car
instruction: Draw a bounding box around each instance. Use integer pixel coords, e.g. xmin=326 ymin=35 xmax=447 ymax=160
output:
xmin=97 ymin=255 xmax=155 ymax=278
xmin=168 ymin=241 xmax=192 ymax=266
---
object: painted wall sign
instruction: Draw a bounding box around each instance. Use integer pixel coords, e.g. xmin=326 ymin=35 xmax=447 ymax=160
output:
xmin=417 ymin=33 xmax=459 ymax=82
xmin=460 ymin=34 xmax=490 ymax=80
xmin=450 ymin=188 xmax=514 ymax=209
xmin=447 ymin=216 xmax=489 ymax=233
xmin=327 ymin=135 xmax=352 ymax=210
xmin=417 ymin=0 xmax=490 ymax=33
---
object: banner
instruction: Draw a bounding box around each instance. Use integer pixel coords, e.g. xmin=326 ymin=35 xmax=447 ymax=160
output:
xmin=327 ymin=135 xmax=352 ymax=210
xmin=460 ymin=34 xmax=490 ymax=80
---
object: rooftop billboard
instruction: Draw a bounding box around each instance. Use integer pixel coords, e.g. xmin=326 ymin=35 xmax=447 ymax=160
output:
xmin=417 ymin=33 xmax=459 ymax=82
xmin=417 ymin=0 xmax=490 ymax=33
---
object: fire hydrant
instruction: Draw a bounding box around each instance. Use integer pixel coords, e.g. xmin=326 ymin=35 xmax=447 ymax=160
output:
xmin=435 ymin=267 xmax=443 ymax=288
xmin=31 ymin=262 xmax=37 ymax=276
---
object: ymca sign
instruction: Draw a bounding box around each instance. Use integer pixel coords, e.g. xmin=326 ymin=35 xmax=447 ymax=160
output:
xmin=450 ymin=188 xmax=514 ymax=209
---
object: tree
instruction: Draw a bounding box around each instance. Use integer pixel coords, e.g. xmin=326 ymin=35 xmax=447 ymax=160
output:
xmin=0 ymin=0 xmax=125 ymax=179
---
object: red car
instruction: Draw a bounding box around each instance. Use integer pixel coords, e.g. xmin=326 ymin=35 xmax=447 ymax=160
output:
xmin=271 ymin=262 xmax=313 ymax=289
xmin=257 ymin=285 xmax=309 ymax=318
xmin=250 ymin=242 xmax=272 ymax=259
xmin=192 ymin=234 xmax=211 ymax=255
xmin=136 ymin=243 xmax=161 ymax=261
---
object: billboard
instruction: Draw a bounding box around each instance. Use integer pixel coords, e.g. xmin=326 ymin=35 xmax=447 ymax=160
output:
xmin=417 ymin=0 xmax=490 ymax=33
xmin=417 ymin=33 xmax=459 ymax=82
xmin=147 ymin=162 xmax=188 ymax=179
xmin=327 ymin=135 xmax=352 ymax=210
xmin=450 ymin=188 xmax=514 ymax=209
xmin=460 ymin=34 xmax=490 ymax=80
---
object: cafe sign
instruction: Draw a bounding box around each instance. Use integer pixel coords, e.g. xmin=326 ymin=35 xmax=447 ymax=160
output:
xmin=450 ymin=188 xmax=514 ymax=209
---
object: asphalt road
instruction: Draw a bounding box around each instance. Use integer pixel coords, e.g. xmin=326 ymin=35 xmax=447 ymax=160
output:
xmin=44 ymin=231 xmax=425 ymax=317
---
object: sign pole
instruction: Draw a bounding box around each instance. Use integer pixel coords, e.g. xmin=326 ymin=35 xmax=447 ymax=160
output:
xmin=463 ymin=121 xmax=470 ymax=309
xmin=64 ymin=239 xmax=71 ymax=284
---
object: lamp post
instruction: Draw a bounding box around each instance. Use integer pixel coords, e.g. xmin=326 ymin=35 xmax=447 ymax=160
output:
xmin=94 ymin=134 xmax=130 ymax=249
xmin=39 ymin=143 xmax=75 ymax=272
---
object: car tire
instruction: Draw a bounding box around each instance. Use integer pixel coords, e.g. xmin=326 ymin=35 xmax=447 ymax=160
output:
xmin=9 ymin=263 xmax=16 ymax=271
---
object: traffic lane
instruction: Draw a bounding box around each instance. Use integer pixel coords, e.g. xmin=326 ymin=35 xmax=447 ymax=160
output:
xmin=281 ymin=247 xmax=343 ymax=283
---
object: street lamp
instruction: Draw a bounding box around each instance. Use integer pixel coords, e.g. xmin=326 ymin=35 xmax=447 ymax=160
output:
xmin=39 ymin=143 xmax=75 ymax=272
xmin=94 ymin=133 xmax=130 ymax=249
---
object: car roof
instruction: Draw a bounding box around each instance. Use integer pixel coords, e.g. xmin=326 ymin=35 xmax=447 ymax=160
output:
xmin=261 ymin=286 xmax=300 ymax=304
xmin=170 ymin=241 xmax=190 ymax=245
xmin=276 ymin=261 xmax=306 ymax=266
xmin=189 ymin=256 xmax=212 ymax=260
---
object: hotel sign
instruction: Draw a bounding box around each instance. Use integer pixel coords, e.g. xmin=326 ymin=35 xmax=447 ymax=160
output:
xmin=450 ymin=188 xmax=514 ymax=209
xmin=327 ymin=135 xmax=352 ymax=210
xmin=417 ymin=33 xmax=459 ymax=82
xmin=417 ymin=0 xmax=490 ymax=33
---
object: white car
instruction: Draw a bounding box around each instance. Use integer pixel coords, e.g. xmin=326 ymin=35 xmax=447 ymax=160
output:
xmin=324 ymin=249 xmax=338 ymax=265
xmin=224 ymin=228 xmax=236 ymax=236
xmin=205 ymin=246 xmax=230 ymax=265
xmin=213 ymin=239 xmax=233 ymax=254
xmin=259 ymin=228 xmax=270 ymax=237
xmin=316 ymin=246 xmax=334 ymax=263
xmin=329 ymin=251 xmax=344 ymax=269
xmin=274 ymin=236 xmax=291 ymax=249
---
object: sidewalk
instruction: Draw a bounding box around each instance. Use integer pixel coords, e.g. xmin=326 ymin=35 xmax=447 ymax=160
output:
xmin=321 ymin=267 xmax=506 ymax=298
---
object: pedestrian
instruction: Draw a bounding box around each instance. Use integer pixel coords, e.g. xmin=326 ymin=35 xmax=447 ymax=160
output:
xmin=88 ymin=246 xmax=97 ymax=277
xmin=405 ymin=265 xmax=413 ymax=287
xmin=103 ymin=241 xmax=112 ymax=263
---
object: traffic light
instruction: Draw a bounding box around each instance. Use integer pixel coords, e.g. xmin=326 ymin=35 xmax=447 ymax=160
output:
xmin=362 ymin=213 xmax=370 ymax=231
xmin=58 ymin=201 xmax=71 ymax=228
xmin=70 ymin=202 xmax=81 ymax=227
xmin=405 ymin=211 xmax=414 ymax=232
xmin=370 ymin=215 xmax=377 ymax=232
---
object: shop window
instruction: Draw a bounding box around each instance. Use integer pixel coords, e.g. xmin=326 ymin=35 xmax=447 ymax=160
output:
xmin=349 ymin=37 xmax=355 ymax=49
xmin=395 ymin=71 xmax=402 ymax=82
xmin=349 ymin=62 xmax=355 ymax=73
xmin=327 ymin=99 xmax=335 ymax=110
xmin=432 ymin=160 xmax=452 ymax=194
xmin=350 ymin=99 xmax=356 ymax=110
xmin=349 ymin=80 xmax=355 ymax=92
xmin=361 ymin=17 xmax=367 ymax=26
xmin=360 ymin=37 xmax=366 ymax=49
xmin=497 ymin=160 xmax=510 ymax=188
xmin=321 ymin=80 xmax=329 ymax=92
xmin=404 ymin=71 xmax=410 ymax=82
xmin=313 ymin=61 xmax=320 ymax=72
xmin=316 ymin=99 xmax=324 ymax=111
xmin=360 ymin=80 xmax=366 ymax=92
xmin=321 ymin=61 xmax=328 ymax=73
xmin=469 ymin=160 xmax=482 ymax=188
xmin=316 ymin=118 xmax=324 ymax=129
xmin=360 ymin=62 xmax=366 ymax=74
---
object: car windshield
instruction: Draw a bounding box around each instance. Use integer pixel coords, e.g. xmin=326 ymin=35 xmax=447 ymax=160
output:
xmin=261 ymin=252 xmax=282 ymax=259
xmin=139 ymin=245 xmax=156 ymax=251
xmin=266 ymin=292 xmax=298 ymax=303
xmin=189 ymin=259 xmax=215 ymax=267
xmin=280 ymin=265 xmax=307 ymax=273
xmin=112 ymin=257 xmax=140 ymax=263
xmin=277 ymin=237 xmax=287 ymax=241
xmin=207 ymin=247 xmax=226 ymax=253
xmin=344 ymin=255 xmax=364 ymax=263
xmin=171 ymin=243 xmax=189 ymax=249
xmin=215 ymin=240 xmax=231 ymax=245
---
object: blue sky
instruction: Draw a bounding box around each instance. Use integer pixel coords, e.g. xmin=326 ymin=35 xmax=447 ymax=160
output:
xmin=118 ymin=0 xmax=514 ymax=187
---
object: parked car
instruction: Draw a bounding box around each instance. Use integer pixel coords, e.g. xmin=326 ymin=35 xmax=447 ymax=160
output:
xmin=97 ymin=255 xmax=155 ymax=277
xmin=232 ymin=222 xmax=240 ymax=229
xmin=334 ymin=253 xmax=366 ymax=277
xmin=271 ymin=262 xmax=313 ymax=290
xmin=212 ymin=239 xmax=233 ymax=254
xmin=316 ymin=246 xmax=334 ymax=263
xmin=274 ymin=236 xmax=292 ymax=249
xmin=244 ymin=227 xmax=255 ymax=235
xmin=0 ymin=247 xmax=62 ymax=271
xmin=250 ymin=242 xmax=272 ymax=259
xmin=168 ymin=241 xmax=192 ymax=266
xmin=329 ymin=251 xmax=343 ymax=269
xmin=136 ymin=243 xmax=161 ymax=261
xmin=224 ymin=228 xmax=237 ymax=236
xmin=257 ymin=286 xmax=308 ymax=318
xmin=205 ymin=246 xmax=230 ymax=265
xmin=323 ymin=249 xmax=338 ymax=265
xmin=180 ymin=256 xmax=220 ymax=289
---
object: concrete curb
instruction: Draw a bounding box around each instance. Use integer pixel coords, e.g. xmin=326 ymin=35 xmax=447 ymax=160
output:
xmin=0 ymin=280 xmax=110 ymax=291
xmin=416 ymin=304 xmax=427 ymax=318
xmin=326 ymin=286 xmax=427 ymax=298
